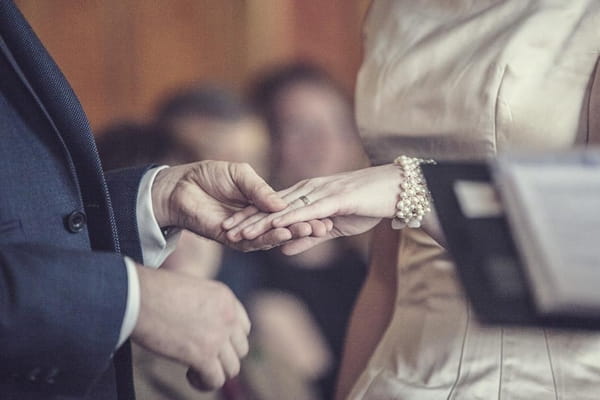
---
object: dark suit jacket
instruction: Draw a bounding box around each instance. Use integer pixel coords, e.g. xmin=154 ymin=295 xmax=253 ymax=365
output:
xmin=1 ymin=1 xmax=146 ymax=399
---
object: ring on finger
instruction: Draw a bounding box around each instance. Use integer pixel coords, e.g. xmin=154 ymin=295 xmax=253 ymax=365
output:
xmin=298 ymin=195 xmax=311 ymax=206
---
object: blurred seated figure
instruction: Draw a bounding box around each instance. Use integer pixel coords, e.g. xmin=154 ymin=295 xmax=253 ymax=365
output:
xmin=217 ymin=62 xmax=369 ymax=399
xmin=151 ymin=84 xmax=271 ymax=280
xmin=154 ymin=84 xmax=270 ymax=175
xmin=96 ymin=82 xmax=268 ymax=400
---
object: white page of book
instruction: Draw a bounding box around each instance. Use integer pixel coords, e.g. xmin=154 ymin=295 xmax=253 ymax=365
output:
xmin=495 ymin=158 xmax=600 ymax=315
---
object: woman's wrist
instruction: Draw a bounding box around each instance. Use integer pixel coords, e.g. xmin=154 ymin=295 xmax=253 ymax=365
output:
xmin=390 ymin=155 xmax=436 ymax=229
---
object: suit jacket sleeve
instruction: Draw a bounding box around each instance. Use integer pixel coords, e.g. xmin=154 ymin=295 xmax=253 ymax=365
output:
xmin=104 ymin=166 xmax=155 ymax=264
xmin=0 ymin=243 xmax=128 ymax=396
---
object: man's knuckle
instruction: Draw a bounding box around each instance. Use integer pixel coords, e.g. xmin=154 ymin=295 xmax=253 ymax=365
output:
xmin=180 ymin=340 xmax=203 ymax=366
xmin=234 ymin=162 xmax=252 ymax=177
xmin=214 ymin=286 xmax=238 ymax=324
xmin=230 ymin=360 xmax=241 ymax=377
xmin=239 ymin=340 xmax=249 ymax=358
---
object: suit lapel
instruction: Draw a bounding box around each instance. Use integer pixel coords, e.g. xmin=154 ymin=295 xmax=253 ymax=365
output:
xmin=0 ymin=33 xmax=81 ymax=184
xmin=0 ymin=0 xmax=120 ymax=252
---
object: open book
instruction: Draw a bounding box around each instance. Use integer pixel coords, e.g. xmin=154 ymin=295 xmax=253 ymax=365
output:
xmin=490 ymin=150 xmax=600 ymax=316
xmin=421 ymin=149 xmax=600 ymax=327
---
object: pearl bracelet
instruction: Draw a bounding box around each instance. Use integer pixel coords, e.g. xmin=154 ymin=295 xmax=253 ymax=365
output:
xmin=391 ymin=155 xmax=436 ymax=229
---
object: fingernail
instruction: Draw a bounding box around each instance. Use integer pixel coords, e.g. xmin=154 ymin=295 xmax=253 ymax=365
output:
xmin=243 ymin=226 xmax=256 ymax=237
xmin=273 ymin=217 xmax=282 ymax=226
xmin=228 ymin=231 xmax=240 ymax=242
xmin=223 ymin=218 xmax=234 ymax=229
xmin=281 ymin=230 xmax=292 ymax=241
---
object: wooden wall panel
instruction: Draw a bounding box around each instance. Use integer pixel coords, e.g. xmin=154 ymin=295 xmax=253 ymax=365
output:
xmin=127 ymin=0 xmax=246 ymax=118
xmin=16 ymin=0 xmax=370 ymax=132
xmin=292 ymin=1 xmax=363 ymax=92
xmin=15 ymin=1 xmax=115 ymax=129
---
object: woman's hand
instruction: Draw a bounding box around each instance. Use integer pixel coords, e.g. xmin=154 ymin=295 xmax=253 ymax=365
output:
xmin=222 ymin=164 xmax=402 ymax=254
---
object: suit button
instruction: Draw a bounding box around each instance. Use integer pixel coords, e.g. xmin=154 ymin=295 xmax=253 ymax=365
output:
xmin=66 ymin=211 xmax=87 ymax=233
xmin=44 ymin=367 xmax=60 ymax=384
xmin=27 ymin=367 xmax=41 ymax=382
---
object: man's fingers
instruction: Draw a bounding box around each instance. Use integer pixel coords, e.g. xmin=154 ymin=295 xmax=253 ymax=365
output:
xmin=230 ymin=163 xmax=287 ymax=212
xmin=186 ymin=362 xmax=225 ymax=391
xmin=236 ymin=300 xmax=251 ymax=335
xmin=308 ymin=220 xmax=328 ymax=237
xmin=219 ymin=342 xmax=241 ymax=379
xmin=288 ymin=222 xmax=313 ymax=238
xmin=235 ymin=227 xmax=293 ymax=252
xmin=281 ymin=236 xmax=331 ymax=255
xmin=230 ymin=329 xmax=249 ymax=359
xmin=222 ymin=205 xmax=259 ymax=230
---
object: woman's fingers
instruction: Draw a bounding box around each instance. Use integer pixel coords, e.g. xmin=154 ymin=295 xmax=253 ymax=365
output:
xmin=223 ymin=182 xmax=305 ymax=231
xmin=226 ymin=210 xmax=270 ymax=242
xmin=224 ymin=182 xmax=338 ymax=244
xmin=238 ymin=194 xmax=316 ymax=240
xmin=272 ymin=198 xmax=338 ymax=229
xmin=233 ymin=227 xmax=292 ymax=252
xmin=222 ymin=179 xmax=321 ymax=236
xmin=233 ymin=219 xmax=331 ymax=251
xmin=222 ymin=205 xmax=260 ymax=230
xmin=226 ymin=189 xmax=308 ymax=241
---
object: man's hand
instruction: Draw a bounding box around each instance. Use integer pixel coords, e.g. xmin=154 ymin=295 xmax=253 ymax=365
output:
xmin=151 ymin=161 xmax=330 ymax=251
xmin=131 ymin=264 xmax=250 ymax=390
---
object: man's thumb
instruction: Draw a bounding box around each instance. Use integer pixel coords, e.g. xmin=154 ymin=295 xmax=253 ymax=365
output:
xmin=231 ymin=163 xmax=287 ymax=212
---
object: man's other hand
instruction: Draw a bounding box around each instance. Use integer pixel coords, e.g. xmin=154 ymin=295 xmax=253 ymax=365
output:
xmin=131 ymin=264 xmax=250 ymax=390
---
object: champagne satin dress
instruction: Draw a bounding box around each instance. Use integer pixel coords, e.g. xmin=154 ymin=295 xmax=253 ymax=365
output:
xmin=349 ymin=1 xmax=600 ymax=398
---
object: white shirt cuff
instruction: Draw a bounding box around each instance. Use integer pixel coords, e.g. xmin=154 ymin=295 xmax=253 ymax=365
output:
xmin=137 ymin=166 xmax=181 ymax=267
xmin=117 ymin=167 xmax=186 ymax=348
xmin=117 ymin=257 xmax=140 ymax=348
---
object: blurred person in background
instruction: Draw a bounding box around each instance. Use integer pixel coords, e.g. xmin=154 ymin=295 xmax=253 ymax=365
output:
xmin=153 ymin=84 xmax=271 ymax=280
xmin=97 ymin=83 xmax=269 ymax=400
xmin=217 ymin=62 xmax=369 ymax=400
xmin=155 ymin=84 xmax=270 ymax=176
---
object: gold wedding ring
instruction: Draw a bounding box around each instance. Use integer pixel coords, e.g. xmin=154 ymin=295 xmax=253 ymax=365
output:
xmin=299 ymin=195 xmax=311 ymax=206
